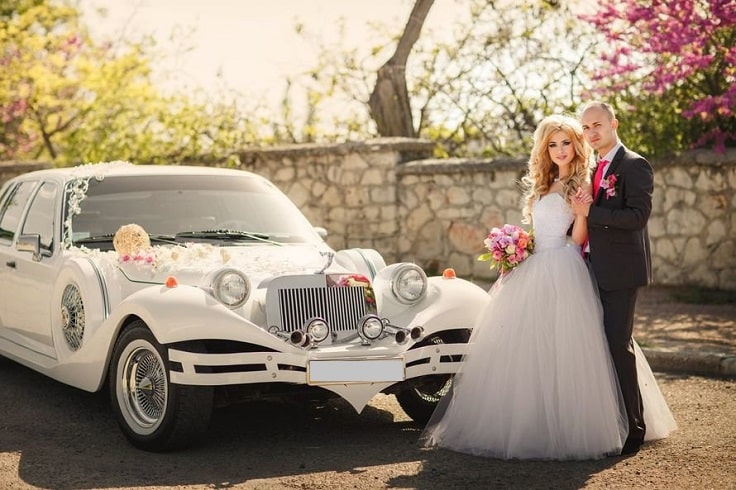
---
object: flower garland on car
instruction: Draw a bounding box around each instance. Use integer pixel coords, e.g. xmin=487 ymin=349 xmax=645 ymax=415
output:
xmin=62 ymin=161 xmax=134 ymax=249
xmin=477 ymin=224 xmax=534 ymax=274
xmin=76 ymin=228 xmax=323 ymax=280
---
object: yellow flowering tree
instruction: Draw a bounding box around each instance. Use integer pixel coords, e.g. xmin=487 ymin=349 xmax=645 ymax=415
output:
xmin=0 ymin=0 xmax=261 ymax=166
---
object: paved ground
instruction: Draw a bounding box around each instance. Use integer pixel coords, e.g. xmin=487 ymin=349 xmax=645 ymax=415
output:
xmin=0 ymin=368 xmax=734 ymax=489
xmin=0 ymin=284 xmax=734 ymax=489
xmin=632 ymin=285 xmax=735 ymax=377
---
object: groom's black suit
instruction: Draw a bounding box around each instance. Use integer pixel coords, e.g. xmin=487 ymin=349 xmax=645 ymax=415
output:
xmin=587 ymin=145 xmax=654 ymax=448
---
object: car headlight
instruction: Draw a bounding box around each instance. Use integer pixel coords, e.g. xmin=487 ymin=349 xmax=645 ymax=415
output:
xmin=390 ymin=264 xmax=427 ymax=304
xmin=358 ymin=314 xmax=385 ymax=341
xmin=212 ymin=268 xmax=250 ymax=309
xmin=305 ymin=317 xmax=330 ymax=343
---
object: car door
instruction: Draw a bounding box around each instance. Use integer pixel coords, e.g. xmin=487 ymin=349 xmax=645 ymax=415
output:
xmin=0 ymin=180 xmax=60 ymax=356
xmin=0 ymin=180 xmax=38 ymax=332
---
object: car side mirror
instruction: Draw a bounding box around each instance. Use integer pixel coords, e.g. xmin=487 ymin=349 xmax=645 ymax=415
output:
xmin=16 ymin=234 xmax=42 ymax=262
xmin=314 ymin=227 xmax=328 ymax=239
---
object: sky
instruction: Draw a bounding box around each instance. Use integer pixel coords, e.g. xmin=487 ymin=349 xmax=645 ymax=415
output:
xmin=81 ymin=0 xmax=462 ymax=110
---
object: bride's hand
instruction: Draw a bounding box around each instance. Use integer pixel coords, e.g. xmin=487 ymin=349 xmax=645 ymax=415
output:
xmin=572 ymin=188 xmax=592 ymax=217
xmin=574 ymin=187 xmax=593 ymax=204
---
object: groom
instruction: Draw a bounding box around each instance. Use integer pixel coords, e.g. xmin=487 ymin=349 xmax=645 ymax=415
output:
xmin=573 ymin=101 xmax=654 ymax=456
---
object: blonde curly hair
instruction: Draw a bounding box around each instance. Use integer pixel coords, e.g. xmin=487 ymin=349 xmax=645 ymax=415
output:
xmin=521 ymin=114 xmax=592 ymax=223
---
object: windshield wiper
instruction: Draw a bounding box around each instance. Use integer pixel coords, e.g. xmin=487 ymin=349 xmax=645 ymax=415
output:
xmin=175 ymin=229 xmax=272 ymax=241
xmin=74 ymin=233 xmax=115 ymax=244
xmin=75 ymin=233 xmax=177 ymax=245
xmin=148 ymin=234 xmax=178 ymax=244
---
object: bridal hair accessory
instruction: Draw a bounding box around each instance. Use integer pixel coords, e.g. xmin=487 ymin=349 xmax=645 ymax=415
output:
xmin=600 ymin=174 xmax=618 ymax=199
xmin=478 ymin=224 xmax=534 ymax=274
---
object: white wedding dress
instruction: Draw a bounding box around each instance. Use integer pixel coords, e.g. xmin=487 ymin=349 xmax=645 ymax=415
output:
xmin=422 ymin=193 xmax=676 ymax=460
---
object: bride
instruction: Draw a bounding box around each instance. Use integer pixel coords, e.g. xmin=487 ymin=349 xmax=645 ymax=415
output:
xmin=421 ymin=115 xmax=676 ymax=460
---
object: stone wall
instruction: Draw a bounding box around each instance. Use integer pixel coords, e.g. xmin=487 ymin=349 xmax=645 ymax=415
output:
xmin=234 ymin=140 xmax=735 ymax=290
xmin=395 ymin=150 xmax=736 ymax=291
xmin=2 ymin=140 xmax=734 ymax=290
xmin=234 ymin=138 xmax=433 ymax=257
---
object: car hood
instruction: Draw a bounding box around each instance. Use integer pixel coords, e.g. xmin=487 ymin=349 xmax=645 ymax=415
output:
xmin=73 ymin=243 xmax=339 ymax=288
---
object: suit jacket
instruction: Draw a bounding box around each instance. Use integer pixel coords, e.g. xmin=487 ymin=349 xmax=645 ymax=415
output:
xmin=588 ymin=146 xmax=654 ymax=291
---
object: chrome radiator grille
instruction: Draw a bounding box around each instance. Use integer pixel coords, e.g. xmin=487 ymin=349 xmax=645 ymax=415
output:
xmin=278 ymin=286 xmax=367 ymax=332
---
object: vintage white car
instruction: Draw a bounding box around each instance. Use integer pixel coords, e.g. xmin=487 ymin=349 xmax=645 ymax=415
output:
xmin=0 ymin=162 xmax=489 ymax=451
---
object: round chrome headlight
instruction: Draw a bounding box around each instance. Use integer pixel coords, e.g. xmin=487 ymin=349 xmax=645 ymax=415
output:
xmin=305 ymin=318 xmax=330 ymax=343
xmin=212 ymin=268 xmax=250 ymax=309
xmin=358 ymin=314 xmax=384 ymax=341
xmin=390 ymin=264 xmax=427 ymax=304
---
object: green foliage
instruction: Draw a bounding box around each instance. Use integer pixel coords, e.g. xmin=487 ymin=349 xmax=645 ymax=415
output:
xmin=288 ymin=0 xmax=601 ymax=157
xmin=6 ymin=0 xmax=724 ymax=162
xmin=601 ymin=88 xmax=703 ymax=159
xmin=412 ymin=0 xmax=593 ymax=157
xmin=0 ymin=0 xmax=261 ymax=165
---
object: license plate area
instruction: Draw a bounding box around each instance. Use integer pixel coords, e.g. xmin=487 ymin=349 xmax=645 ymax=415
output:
xmin=307 ymin=358 xmax=405 ymax=384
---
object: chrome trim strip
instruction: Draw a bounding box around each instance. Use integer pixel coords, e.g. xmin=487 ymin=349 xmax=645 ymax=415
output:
xmin=82 ymin=256 xmax=110 ymax=318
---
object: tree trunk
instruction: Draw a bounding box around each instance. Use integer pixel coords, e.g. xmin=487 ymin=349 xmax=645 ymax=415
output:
xmin=368 ymin=0 xmax=434 ymax=137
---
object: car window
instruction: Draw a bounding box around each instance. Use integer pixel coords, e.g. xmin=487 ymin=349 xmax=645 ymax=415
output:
xmin=70 ymin=175 xmax=323 ymax=245
xmin=0 ymin=181 xmax=37 ymax=244
xmin=22 ymin=181 xmax=58 ymax=252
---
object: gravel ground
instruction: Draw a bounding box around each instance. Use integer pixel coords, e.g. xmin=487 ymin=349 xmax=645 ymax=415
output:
xmin=633 ymin=286 xmax=735 ymax=355
xmin=1 ymin=285 xmax=734 ymax=489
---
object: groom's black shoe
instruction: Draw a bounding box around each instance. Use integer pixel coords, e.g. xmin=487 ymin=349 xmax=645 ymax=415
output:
xmin=620 ymin=438 xmax=643 ymax=455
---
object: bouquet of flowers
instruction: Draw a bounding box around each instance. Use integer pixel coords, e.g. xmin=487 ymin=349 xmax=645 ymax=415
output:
xmin=478 ymin=224 xmax=534 ymax=274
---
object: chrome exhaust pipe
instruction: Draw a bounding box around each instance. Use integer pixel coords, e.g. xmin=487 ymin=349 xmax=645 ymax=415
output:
xmin=384 ymin=324 xmax=410 ymax=344
xmin=410 ymin=326 xmax=424 ymax=340
xmin=270 ymin=329 xmax=312 ymax=348
xmin=290 ymin=330 xmax=313 ymax=348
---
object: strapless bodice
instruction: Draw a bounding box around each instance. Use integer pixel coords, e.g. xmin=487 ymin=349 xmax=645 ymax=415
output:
xmin=532 ymin=193 xmax=574 ymax=251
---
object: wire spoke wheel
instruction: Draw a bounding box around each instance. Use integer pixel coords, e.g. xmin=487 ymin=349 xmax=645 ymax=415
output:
xmin=109 ymin=321 xmax=213 ymax=451
xmin=121 ymin=343 xmax=168 ymax=429
xmin=396 ymin=332 xmax=468 ymax=424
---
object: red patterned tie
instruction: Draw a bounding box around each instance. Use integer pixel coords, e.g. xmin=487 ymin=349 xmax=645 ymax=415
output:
xmin=593 ymin=159 xmax=608 ymax=198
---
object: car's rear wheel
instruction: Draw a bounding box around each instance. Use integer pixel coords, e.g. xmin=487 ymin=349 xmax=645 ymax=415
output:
xmin=395 ymin=331 xmax=469 ymax=425
xmin=109 ymin=320 xmax=213 ymax=452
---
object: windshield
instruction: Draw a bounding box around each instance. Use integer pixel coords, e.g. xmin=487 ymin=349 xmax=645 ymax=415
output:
xmin=68 ymin=174 xmax=323 ymax=247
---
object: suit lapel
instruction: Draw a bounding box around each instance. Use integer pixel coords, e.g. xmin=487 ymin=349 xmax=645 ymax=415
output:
xmin=595 ymin=146 xmax=626 ymax=204
xmin=604 ymin=146 xmax=626 ymax=179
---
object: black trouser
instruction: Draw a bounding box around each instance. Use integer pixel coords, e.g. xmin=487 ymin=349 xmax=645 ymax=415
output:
xmin=599 ymin=287 xmax=646 ymax=443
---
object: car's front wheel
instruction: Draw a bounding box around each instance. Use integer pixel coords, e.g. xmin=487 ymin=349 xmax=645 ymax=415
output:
xmin=109 ymin=321 xmax=213 ymax=452
xmin=395 ymin=331 xmax=469 ymax=425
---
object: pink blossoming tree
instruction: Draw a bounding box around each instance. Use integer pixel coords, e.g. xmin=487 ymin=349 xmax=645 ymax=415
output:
xmin=581 ymin=0 xmax=736 ymax=153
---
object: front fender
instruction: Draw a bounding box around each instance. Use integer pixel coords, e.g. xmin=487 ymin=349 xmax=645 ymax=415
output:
xmin=376 ymin=276 xmax=489 ymax=335
xmin=412 ymin=277 xmax=489 ymax=333
xmin=106 ymin=284 xmax=293 ymax=352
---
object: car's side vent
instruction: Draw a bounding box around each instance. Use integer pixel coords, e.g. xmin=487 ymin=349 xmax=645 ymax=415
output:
xmin=61 ymin=284 xmax=85 ymax=351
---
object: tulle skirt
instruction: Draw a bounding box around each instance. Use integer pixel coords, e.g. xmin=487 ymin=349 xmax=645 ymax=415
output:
xmin=421 ymin=243 xmax=676 ymax=460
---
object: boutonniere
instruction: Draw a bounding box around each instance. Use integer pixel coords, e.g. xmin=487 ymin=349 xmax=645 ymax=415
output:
xmin=600 ymin=174 xmax=618 ymax=199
